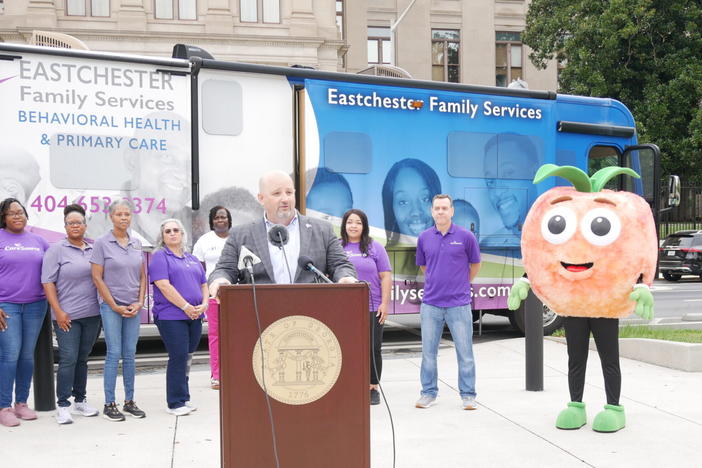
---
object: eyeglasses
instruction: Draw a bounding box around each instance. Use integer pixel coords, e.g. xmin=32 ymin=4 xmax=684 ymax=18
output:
xmin=65 ymin=221 xmax=85 ymax=227
xmin=5 ymin=210 xmax=25 ymax=218
xmin=164 ymin=228 xmax=181 ymax=234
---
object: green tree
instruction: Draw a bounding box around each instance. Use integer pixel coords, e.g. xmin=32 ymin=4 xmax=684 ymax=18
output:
xmin=523 ymin=0 xmax=702 ymax=183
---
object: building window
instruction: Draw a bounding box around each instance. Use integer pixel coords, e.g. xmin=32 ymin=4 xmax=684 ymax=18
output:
xmin=66 ymin=0 xmax=110 ymax=17
xmin=431 ymin=29 xmax=460 ymax=83
xmin=367 ymin=27 xmax=391 ymax=65
xmin=155 ymin=0 xmax=196 ymax=20
xmin=495 ymin=31 xmax=523 ymax=87
xmin=240 ymin=0 xmax=280 ymax=23
xmin=336 ymin=0 xmax=344 ymax=38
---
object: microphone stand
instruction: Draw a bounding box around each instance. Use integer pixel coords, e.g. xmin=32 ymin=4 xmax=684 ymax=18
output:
xmin=276 ymin=231 xmax=294 ymax=284
xmin=246 ymin=257 xmax=281 ymax=468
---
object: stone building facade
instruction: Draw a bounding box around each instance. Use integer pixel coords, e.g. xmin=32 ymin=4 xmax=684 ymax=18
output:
xmin=0 ymin=0 xmax=557 ymax=90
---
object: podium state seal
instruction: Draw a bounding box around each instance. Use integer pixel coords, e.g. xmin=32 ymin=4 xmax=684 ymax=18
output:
xmin=252 ymin=315 xmax=342 ymax=405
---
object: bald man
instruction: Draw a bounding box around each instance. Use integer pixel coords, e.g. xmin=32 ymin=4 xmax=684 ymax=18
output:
xmin=208 ymin=171 xmax=357 ymax=297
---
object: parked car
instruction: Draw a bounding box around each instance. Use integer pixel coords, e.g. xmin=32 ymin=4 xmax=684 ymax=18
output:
xmin=659 ymin=230 xmax=702 ymax=281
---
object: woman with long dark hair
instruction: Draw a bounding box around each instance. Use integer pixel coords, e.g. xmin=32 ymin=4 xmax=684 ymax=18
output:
xmin=340 ymin=209 xmax=392 ymax=405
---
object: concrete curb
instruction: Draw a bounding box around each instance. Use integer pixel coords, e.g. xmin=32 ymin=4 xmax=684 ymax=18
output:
xmin=546 ymin=336 xmax=702 ymax=372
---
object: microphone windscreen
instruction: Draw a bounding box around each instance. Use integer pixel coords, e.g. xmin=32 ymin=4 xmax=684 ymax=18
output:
xmin=297 ymin=255 xmax=313 ymax=269
xmin=268 ymin=225 xmax=289 ymax=246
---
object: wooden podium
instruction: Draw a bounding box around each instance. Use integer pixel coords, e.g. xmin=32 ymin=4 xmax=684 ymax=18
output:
xmin=219 ymin=283 xmax=370 ymax=468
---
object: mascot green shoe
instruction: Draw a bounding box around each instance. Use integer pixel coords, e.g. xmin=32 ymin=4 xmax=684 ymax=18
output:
xmin=592 ymin=404 xmax=626 ymax=433
xmin=555 ymin=401 xmax=587 ymax=430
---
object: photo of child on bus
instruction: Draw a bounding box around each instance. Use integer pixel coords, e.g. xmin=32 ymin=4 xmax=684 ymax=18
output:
xmin=305 ymin=167 xmax=354 ymax=220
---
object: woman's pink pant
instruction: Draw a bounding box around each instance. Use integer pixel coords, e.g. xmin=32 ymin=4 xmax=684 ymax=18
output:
xmin=206 ymin=298 xmax=219 ymax=380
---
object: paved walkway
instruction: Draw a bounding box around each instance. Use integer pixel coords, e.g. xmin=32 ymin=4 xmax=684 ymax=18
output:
xmin=4 ymin=338 xmax=701 ymax=467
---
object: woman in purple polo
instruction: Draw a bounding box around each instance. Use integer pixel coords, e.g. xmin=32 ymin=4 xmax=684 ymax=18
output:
xmin=340 ymin=209 xmax=392 ymax=406
xmin=0 ymin=198 xmax=49 ymax=427
xmin=42 ymin=204 xmax=101 ymax=424
xmin=149 ymin=218 xmax=207 ymax=416
xmin=91 ymin=199 xmax=147 ymax=422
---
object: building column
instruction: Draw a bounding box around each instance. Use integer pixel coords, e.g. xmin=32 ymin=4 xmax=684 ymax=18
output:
xmin=289 ymin=0 xmax=316 ymax=36
xmin=117 ymin=0 xmax=147 ymax=30
xmin=204 ymin=0 xmax=234 ymax=34
xmin=26 ymin=0 xmax=58 ymax=28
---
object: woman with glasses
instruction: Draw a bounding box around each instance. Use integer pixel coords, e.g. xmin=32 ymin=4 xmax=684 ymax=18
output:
xmin=0 ymin=198 xmax=49 ymax=427
xmin=192 ymin=205 xmax=232 ymax=390
xmin=150 ymin=219 xmax=207 ymax=416
xmin=41 ymin=204 xmax=101 ymax=424
xmin=91 ymin=199 xmax=147 ymax=422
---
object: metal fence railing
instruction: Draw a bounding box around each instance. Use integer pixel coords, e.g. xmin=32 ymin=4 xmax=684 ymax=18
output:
xmin=659 ymin=186 xmax=702 ymax=238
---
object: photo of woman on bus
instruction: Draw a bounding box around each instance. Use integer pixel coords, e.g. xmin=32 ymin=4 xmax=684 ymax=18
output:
xmin=382 ymin=158 xmax=442 ymax=247
xmin=340 ymin=209 xmax=392 ymax=406
xmin=0 ymin=198 xmax=49 ymax=428
xmin=90 ymin=199 xmax=147 ymax=422
xmin=381 ymin=158 xmax=441 ymax=294
xmin=150 ymin=219 xmax=207 ymax=416
xmin=192 ymin=205 xmax=232 ymax=390
xmin=41 ymin=204 xmax=102 ymax=425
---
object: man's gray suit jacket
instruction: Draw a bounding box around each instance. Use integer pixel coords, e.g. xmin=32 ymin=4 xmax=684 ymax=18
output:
xmin=209 ymin=214 xmax=357 ymax=284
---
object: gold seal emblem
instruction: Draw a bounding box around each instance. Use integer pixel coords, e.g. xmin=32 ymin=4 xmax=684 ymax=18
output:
xmin=252 ymin=315 xmax=342 ymax=405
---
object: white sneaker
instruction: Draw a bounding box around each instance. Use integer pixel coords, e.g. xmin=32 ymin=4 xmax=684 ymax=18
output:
xmin=56 ymin=406 xmax=74 ymax=425
xmin=415 ymin=395 xmax=436 ymax=409
xmin=72 ymin=401 xmax=99 ymax=417
xmin=166 ymin=406 xmax=193 ymax=416
xmin=184 ymin=401 xmax=197 ymax=412
xmin=462 ymin=396 xmax=478 ymax=410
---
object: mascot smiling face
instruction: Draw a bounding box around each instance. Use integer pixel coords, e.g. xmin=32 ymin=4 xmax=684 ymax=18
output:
xmin=521 ymin=165 xmax=657 ymax=318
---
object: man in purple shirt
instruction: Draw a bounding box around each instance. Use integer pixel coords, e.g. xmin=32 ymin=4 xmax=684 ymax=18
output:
xmin=415 ymin=194 xmax=481 ymax=410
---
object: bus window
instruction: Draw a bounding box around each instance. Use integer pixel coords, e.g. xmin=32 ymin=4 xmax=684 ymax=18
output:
xmin=324 ymin=131 xmax=372 ymax=174
xmin=588 ymin=145 xmax=632 ymax=191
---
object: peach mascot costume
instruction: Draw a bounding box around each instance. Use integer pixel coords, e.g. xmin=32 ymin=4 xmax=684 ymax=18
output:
xmin=508 ymin=164 xmax=657 ymax=433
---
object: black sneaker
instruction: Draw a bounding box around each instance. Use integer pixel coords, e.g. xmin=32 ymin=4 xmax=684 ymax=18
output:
xmin=123 ymin=400 xmax=146 ymax=418
xmin=370 ymin=389 xmax=381 ymax=406
xmin=103 ymin=403 xmax=125 ymax=422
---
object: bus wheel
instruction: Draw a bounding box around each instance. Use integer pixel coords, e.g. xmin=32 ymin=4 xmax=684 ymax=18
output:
xmin=509 ymin=302 xmax=564 ymax=336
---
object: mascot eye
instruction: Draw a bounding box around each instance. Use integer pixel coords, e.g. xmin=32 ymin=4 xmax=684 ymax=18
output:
xmin=580 ymin=208 xmax=621 ymax=246
xmin=540 ymin=207 xmax=577 ymax=244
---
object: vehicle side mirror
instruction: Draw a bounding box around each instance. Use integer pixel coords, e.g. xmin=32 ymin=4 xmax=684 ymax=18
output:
xmin=667 ymin=175 xmax=681 ymax=207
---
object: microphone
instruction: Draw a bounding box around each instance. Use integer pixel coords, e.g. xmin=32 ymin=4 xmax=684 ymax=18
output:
xmin=297 ymin=256 xmax=333 ymax=284
xmin=268 ymin=225 xmax=289 ymax=248
xmin=237 ymin=246 xmax=261 ymax=280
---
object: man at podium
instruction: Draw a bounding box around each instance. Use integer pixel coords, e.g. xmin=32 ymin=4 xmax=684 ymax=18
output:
xmin=208 ymin=171 xmax=356 ymax=296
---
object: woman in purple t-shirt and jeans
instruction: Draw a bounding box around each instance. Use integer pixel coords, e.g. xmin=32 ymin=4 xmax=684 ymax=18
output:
xmin=341 ymin=209 xmax=392 ymax=406
xmin=150 ymin=219 xmax=208 ymax=416
xmin=0 ymin=198 xmax=49 ymax=427
xmin=91 ymin=200 xmax=147 ymax=422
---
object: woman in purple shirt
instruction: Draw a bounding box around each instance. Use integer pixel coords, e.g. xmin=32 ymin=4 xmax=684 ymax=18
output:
xmin=0 ymin=198 xmax=49 ymax=427
xmin=149 ymin=218 xmax=207 ymax=416
xmin=42 ymin=204 xmax=101 ymax=424
xmin=341 ymin=209 xmax=392 ymax=406
xmin=91 ymin=200 xmax=147 ymax=422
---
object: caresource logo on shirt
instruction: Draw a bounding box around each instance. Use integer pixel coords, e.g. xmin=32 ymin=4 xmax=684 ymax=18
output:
xmin=4 ymin=243 xmax=41 ymax=252
xmin=344 ymin=249 xmax=366 ymax=258
xmin=449 ymin=241 xmax=463 ymax=246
